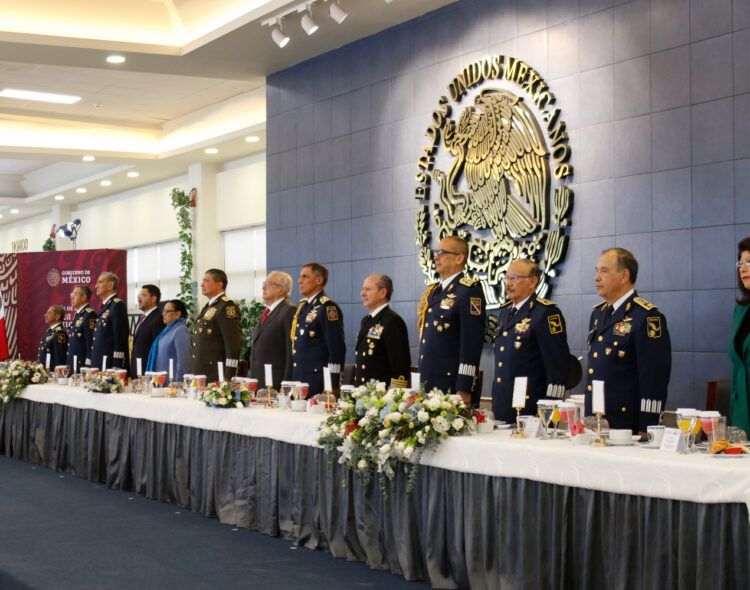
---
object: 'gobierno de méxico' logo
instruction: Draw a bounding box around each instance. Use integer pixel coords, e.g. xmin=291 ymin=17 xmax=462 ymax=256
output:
xmin=414 ymin=55 xmax=574 ymax=309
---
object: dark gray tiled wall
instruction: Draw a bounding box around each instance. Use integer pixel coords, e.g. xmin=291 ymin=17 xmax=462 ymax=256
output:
xmin=267 ymin=0 xmax=750 ymax=408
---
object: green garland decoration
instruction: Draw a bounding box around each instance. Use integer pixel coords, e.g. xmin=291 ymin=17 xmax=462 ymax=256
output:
xmin=170 ymin=188 xmax=197 ymax=319
xmin=42 ymin=237 xmax=56 ymax=251
xmin=236 ymin=298 xmax=265 ymax=359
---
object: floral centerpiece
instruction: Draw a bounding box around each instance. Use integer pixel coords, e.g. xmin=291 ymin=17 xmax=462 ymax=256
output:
xmin=200 ymin=381 xmax=250 ymax=408
xmin=318 ymin=381 xmax=474 ymax=493
xmin=85 ymin=371 xmax=124 ymax=394
xmin=0 ymin=360 xmax=49 ymax=407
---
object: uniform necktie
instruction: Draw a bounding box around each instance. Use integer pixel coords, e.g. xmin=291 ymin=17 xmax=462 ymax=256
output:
xmin=509 ymin=307 xmax=517 ymax=320
xmin=604 ymin=304 xmax=614 ymax=320
xmin=261 ymin=307 xmax=270 ymax=323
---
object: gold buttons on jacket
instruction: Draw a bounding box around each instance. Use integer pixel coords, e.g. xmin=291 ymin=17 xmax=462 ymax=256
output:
xmin=497 ymin=362 xmax=502 ymax=367
xmin=588 ymin=368 xmax=593 ymax=374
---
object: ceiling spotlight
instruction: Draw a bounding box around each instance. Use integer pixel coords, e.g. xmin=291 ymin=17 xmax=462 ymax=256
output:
xmin=329 ymin=1 xmax=348 ymax=23
xmin=10 ymin=208 xmax=19 ymax=214
xmin=76 ymin=188 xmax=87 ymax=194
xmin=245 ymin=135 xmax=260 ymax=143
xmin=82 ymin=155 xmax=95 ymax=162
xmin=100 ymin=180 xmax=112 ymax=186
xmin=271 ymin=23 xmax=290 ymax=48
xmin=301 ymin=9 xmax=319 ymax=35
xmin=127 ymin=171 xmax=139 ymax=178
xmin=106 ymin=55 xmax=126 ymax=64
xmin=54 ymin=195 xmax=65 ymax=201
xmin=205 ymin=148 xmax=219 ymax=154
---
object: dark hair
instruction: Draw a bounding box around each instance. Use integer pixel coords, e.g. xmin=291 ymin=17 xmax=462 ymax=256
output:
xmin=167 ymin=299 xmax=188 ymax=318
xmin=205 ymin=269 xmax=228 ymax=290
xmin=304 ymin=262 xmax=329 ymax=286
xmin=375 ymin=274 xmax=394 ymax=301
xmin=737 ymin=237 xmax=750 ymax=305
xmin=141 ymin=284 xmax=161 ymax=304
xmin=50 ymin=305 xmax=65 ymax=322
xmin=604 ymin=247 xmax=638 ymax=284
xmin=75 ymin=285 xmax=92 ymax=300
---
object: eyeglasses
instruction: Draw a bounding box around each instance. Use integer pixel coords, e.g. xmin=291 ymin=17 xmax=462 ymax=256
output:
xmin=737 ymin=260 xmax=750 ymax=269
xmin=262 ymin=281 xmax=283 ymax=288
xmin=505 ymin=274 xmax=532 ymax=281
xmin=161 ymin=308 xmax=177 ymax=315
xmin=433 ymin=249 xmax=460 ymax=257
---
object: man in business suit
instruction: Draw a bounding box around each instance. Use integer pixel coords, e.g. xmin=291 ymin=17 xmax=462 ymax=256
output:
xmin=190 ymin=268 xmax=242 ymax=382
xmin=491 ymin=259 xmax=570 ymax=423
xmin=586 ymin=248 xmax=671 ymax=433
xmin=249 ymin=271 xmax=296 ymax=390
xmin=129 ymin=284 xmax=164 ymax=378
xmin=67 ymin=284 xmax=97 ymax=372
xmin=354 ymin=274 xmax=411 ymax=388
xmin=91 ymin=271 xmax=129 ymax=371
xmin=38 ymin=305 xmax=68 ymax=369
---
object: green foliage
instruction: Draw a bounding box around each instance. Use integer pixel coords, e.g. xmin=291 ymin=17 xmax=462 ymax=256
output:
xmin=170 ymin=188 xmax=196 ymax=320
xmin=42 ymin=237 xmax=56 ymax=251
xmin=235 ymin=298 xmax=265 ymax=359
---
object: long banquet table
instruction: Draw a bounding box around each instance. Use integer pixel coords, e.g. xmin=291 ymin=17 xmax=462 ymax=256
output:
xmin=1 ymin=384 xmax=749 ymax=590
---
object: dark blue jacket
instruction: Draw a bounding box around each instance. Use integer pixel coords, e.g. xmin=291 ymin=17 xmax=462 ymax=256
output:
xmin=67 ymin=304 xmax=97 ymax=371
xmin=91 ymin=296 xmax=129 ymax=371
xmin=585 ymin=292 xmax=671 ymax=432
xmin=38 ymin=324 xmax=68 ymax=369
xmin=491 ymin=294 xmax=570 ymax=422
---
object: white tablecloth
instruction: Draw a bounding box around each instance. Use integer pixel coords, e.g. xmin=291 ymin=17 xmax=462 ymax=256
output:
xmin=19 ymin=383 xmax=750 ymax=509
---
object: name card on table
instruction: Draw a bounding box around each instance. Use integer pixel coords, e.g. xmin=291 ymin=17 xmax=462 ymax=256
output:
xmin=521 ymin=416 xmax=544 ymax=438
xmin=659 ymin=427 xmax=687 ymax=453
xmin=323 ymin=366 xmax=332 ymax=392
xmin=264 ymin=364 xmax=274 ymax=388
xmin=45 ymin=353 xmax=51 ymax=370
xmin=218 ymin=361 xmax=224 ymax=382
xmin=512 ymin=377 xmax=528 ymax=408
xmin=592 ymin=380 xmax=605 ymax=414
xmin=411 ymin=372 xmax=420 ymax=391
xmin=136 ymin=357 xmax=142 ymax=377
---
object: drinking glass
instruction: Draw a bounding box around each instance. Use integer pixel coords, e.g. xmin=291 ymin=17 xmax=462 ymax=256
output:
xmin=550 ymin=404 xmax=561 ymax=438
xmin=537 ymin=400 xmax=555 ymax=439
xmin=558 ymin=403 xmax=578 ymax=436
xmin=676 ymin=408 xmax=698 ymax=453
xmin=700 ymin=411 xmax=721 ymax=444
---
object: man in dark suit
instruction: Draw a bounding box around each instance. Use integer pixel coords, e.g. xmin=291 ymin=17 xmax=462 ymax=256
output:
xmin=354 ymin=274 xmax=411 ymax=388
xmin=38 ymin=305 xmax=68 ymax=369
xmin=491 ymin=259 xmax=570 ymax=422
xmin=586 ymin=248 xmax=671 ymax=433
xmin=190 ymin=268 xmax=242 ymax=382
xmin=129 ymin=284 xmax=164 ymax=378
xmin=67 ymin=284 xmax=97 ymax=372
xmin=249 ymin=271 xmax=296 ymax=390
xmin=417 ymin=236 xmax=486 ymax=406
xmin=90 ymin=271 xmax=129 ymax=371
xmin=291 ymin=263 xmax=345 ymax=397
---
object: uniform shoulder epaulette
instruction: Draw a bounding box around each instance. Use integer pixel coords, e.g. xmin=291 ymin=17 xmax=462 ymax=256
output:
xmin=319 ymin=295 xmax=331 ymax=304
xmin=54 ymin=325 xmax=63 ymax=331
xmin=500 ymin=300 xmax=513 ymax=308
xmin=459 ymin=276 xmax=477 ymax=287
xmin=113 ymin=297 xmax=122 ymax=303
xmin=299 ymin=297 xmax=307 ymax=304
xmin=592 ymin=301 xmax=608 ymax=309
xmin=85 ymin=306 xmax=93 ymax=312
xmin=633 ymin=296 xmax=657 ymax=310
xmin=536 ymin=297 xmax=556 ymax=306
xmin=221 ymin=296 xmax=231 ymax=302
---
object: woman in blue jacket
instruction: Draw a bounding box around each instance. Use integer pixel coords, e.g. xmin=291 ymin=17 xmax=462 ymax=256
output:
xmin=147 ymin=299 xmax=191 ymax=383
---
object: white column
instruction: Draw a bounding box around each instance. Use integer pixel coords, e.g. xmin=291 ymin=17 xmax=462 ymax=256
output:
xmin=189 ymin=162 xmax=222 ymax=306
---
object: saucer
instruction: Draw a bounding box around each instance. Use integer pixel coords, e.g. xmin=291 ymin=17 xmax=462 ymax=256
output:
xmin=638 ymin=442 xmax=660 ymax=449
xmin=610 ymin=440 xmax=635 ymax=446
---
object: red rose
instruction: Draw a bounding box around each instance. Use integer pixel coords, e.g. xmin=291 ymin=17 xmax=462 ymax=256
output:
xmin=344 ymin=421 xmax=360 ymax=436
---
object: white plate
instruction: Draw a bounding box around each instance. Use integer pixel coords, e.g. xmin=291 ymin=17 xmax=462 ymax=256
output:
xmin=610 ymin=440 xmax=635 ymax=446
xmin=638 ymin=442 xmax=660 ymax=449
xmin=709 ymin=452 xmax=748 ymax=458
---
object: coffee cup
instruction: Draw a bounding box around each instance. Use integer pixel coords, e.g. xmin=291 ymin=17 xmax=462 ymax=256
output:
xmin=609 ymin=428 xmax=632 ymax=445
xmin=646 ymin=425 xmax=666 ymax=447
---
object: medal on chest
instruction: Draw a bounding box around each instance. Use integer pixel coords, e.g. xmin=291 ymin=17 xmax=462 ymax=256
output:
xmin=514 ymin=318 xmax=531 ymax=334
xmin=204 ymin=307 xmax=217 ymax=320
xmin=367 ymin=324 xmax=384 ymax=339
xmin=613 ymin=320 xmax=631 ymax=336
xmin=440 ymin=295 xmax=455 ymax=310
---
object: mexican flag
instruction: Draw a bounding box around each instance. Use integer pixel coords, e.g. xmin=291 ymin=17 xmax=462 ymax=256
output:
xmin=0 ymin=298 xmax=9 ymax=361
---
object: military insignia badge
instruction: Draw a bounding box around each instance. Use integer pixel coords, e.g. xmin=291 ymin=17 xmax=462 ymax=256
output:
xmin=470 ymin=297 xmax=482 ymax=315
xmin=547 ymin=314 xmax=563 ymax=334
xmin=514 ymin=341 xmax=522 ymax=349
xmin=327 ymin=306 xmax=339 ymax=321
xmin=309 ymin=331 xmax=315 ymax=337
xmin=514 ymin=318 xmax=531 ymax=334
xmin=225 ymin=305 xmax=237 ymax=319
xmin=89 ymin=318 xmax=96 ymax=330
xmin=76 ymin=318 xmax=83 ymax=327
xmin=58 ymin=333 xmax=66 ymax=344
xmin=204 ymin=307 xmax=217 ymax=320
xmin=440 ymin=298 xmax=455 ymax=310
xmin=613 ymin=322 xmax=631 ymax=336
xmin=367 ymin=324 xmax=384 ymax=339
xmin=647 ymin=317 xmax=662 ymax=339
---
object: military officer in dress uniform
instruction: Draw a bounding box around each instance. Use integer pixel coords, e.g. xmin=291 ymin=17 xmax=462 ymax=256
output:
xmin=91 ymin=272 xmax=129 ymax=371
xmin=491 ymin=259 xmax=570 ymax=423
xmin=38 ymin=305 xmax=68 ymax=369
xmin=417 ymin=236 xmax=486 ymax=406
xmin=291 ymin=263 xmax=345 ymax=398
xmin=67 ymin=284 xmax=97 ymax=372
xmin=354 ymin=274 xmax=411 ymax=388
xmin=586 ymin=248 xmax=671 ymax=433
xmin=190 ymin=269 xmax=242 ymax=382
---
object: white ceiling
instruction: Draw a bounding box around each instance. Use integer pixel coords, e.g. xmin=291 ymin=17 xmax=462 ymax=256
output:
xmin=0 ymin=0 xmax=456 ymax=225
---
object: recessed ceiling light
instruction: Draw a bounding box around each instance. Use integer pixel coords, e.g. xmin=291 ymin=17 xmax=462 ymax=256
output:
xmin=245 ymin=135 xmax=260 ymax=143
xmin=76 ymin=188 xmax=87 ymax=194
xmin=127 ymin=171 xmax=139 ymax=178
xmin=106 ymin=55 xmax=126 ymax=64
xmin=205 ymin=148 xmax=219 ymax=154
xmin=0 ymin=88 xmax=81 ymax=104
xmin=54 ymin=195 xmax=65 ymax=201
xmin=10 ymin=208 xmax=19 ymax=214
xmin=82 ymin=155 xmax=95 ymax=162
xmin=0 ymin=214 xmax=3 ymax=219
xmin=100 ymin=180 xmax=112 ymax=186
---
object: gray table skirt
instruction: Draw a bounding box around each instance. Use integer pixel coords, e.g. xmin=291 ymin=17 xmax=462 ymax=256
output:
xmin=1 ymin=399 xmax=748 ymax=590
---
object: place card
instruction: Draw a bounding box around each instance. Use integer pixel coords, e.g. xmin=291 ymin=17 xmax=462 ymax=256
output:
xmin=323 ymin=366 xmax=333 ymax=392
xmin=169 ymin=358 xmax=174 ymax=381
xmin=512 ymin=377 xmax=528 ymax=408
xmin=73 ymin=355 xmax=77 ymax=375
xmin=522 ymin=416 xmax=544 ymax=438
xmin=102 ymin=355 xmax=108 ymax=371
xmin=218 ymin=361 xmax=224 ymax=382
xmin=264 ymin=364 xmax=273 ymax=388
xmin=659 ymin=427 xmax=686 ymax=453
xmin=46 ymin=353 xmax=51 ymax=370
xmin=136 ymin=357 xmax=142 ymax=377
xmin=411 ymin=372 xmax=420 ymax=390
xmin=592 ymin=380 xmax=605 ymax=414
